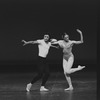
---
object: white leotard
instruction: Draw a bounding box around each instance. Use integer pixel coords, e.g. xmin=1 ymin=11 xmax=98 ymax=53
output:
xmin=58 ymin=40 xmax=74 ymax=60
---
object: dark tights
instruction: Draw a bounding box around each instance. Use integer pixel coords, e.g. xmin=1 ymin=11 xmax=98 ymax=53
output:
xmin=31 ymin=56 xmax=50 ymax=86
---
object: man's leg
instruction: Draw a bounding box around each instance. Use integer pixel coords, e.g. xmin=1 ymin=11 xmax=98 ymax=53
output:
xmin=26 ymin=56 xmax=44 ymax=92
xmin=40 ymin=60 xmax=50 ymax=91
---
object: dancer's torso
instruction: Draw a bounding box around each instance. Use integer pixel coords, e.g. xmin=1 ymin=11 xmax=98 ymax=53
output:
xmin=58 ymin=40 xmax=74 ymax=60
xmin=37 ymin=39 xmax=51 ymax=58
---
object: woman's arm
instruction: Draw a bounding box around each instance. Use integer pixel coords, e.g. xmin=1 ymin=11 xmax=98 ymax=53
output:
xmin=50 ymin=39 xmax=59 ymax=44
xmin=72 ymin=29 xmax=84 ymax=44
xmin=51 ymin=41 xmax=59 ymax=44
xmin=22 ymin=40 xmax=38 ymax=46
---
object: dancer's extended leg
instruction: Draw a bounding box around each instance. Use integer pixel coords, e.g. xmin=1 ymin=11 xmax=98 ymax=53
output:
xmin=63 ymin=57 xmax=85 ymax=74
xmin=63 ymin=56 xmax=85 ymax=91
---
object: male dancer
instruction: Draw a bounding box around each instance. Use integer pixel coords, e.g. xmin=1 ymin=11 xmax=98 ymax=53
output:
xmin=22 ymin=34 xmax=58 ymax=92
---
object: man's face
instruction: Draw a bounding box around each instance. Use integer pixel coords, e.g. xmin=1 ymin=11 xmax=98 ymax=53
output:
xmin=44 ymin=35 xmax=49 ymax=42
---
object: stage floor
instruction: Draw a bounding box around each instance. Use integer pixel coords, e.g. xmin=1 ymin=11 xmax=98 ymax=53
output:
xmin=0 ymin=72 xmax=96 ymax=100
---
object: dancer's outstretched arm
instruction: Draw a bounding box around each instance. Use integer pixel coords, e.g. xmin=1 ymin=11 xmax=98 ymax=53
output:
xmin=72 ymin=29 xmax=84 ymax=44
xmin=51 ymin=45 xmax=59 ymax=49
xmin=50 ymin=39 xmax=57 ymax=43
xmin=22 ymin=40 xmax=38 ymax=46
xmin=50 ymin=39 xmax=59 ymax=45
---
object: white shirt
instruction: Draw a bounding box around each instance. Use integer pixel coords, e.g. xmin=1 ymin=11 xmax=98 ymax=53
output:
xmin=37 ymin=39 xmax=51 ymax=58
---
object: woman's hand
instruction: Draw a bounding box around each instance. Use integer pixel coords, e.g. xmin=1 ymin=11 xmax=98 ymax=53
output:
xmin=76 ymin=29 xmax=82 ymax=34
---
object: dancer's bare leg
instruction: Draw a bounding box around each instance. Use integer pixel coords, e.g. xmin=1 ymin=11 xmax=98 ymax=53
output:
xmin=64 ymin=74 xmax=73 ymax=90
xmin=63 ymin=57 xmax=74 ymax=90
xmin=63 ymin=56 xmax=85 ymax=90
xmin=63 ymin=58 xmax=85 ymax=75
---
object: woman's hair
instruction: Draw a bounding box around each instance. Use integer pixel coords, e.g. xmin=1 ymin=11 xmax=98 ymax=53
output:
xmin=62 ymin=32 xmax=69 ymax=39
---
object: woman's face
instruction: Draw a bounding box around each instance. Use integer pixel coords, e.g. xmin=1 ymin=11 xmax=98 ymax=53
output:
xmin=64 ymin=34 xmax=69 ymax=41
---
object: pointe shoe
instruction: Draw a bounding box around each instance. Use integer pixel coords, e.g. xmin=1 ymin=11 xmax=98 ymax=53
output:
xmin=82 ymin=66 xmax=85 ymax=69
xmin=26 ymin=83 xmax=32 ymax=92
xmin=78 ymin=65 xmax=85 ymax=70
xmin=64 ymin=87 xmax=73 ymax=91
xmin=40 ymin=86 xmax=49 ymax=92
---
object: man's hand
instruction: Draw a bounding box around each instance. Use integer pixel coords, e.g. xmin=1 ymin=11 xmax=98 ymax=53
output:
xmin=51 ymin=44 xmax=59 ymax=49
xmin=22 ymin=40 xmax=27 ymax=46
xmin=53 ymin=45 xmax=59 ymax=49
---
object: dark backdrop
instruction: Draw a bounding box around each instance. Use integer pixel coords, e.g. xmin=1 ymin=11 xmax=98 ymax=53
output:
xmin=0 ymin=0 xmax=97 ymax=72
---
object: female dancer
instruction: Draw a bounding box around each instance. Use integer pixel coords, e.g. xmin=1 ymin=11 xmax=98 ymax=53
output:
xmin=52 ymin=29 xmax=85 ymax=90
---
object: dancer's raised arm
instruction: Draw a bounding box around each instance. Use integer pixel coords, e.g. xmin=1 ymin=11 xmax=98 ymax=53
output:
xmin=22 ymin=40 xmax=38 ymax=46
xmin=72 ymin=29 xmax=84 ymax=44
